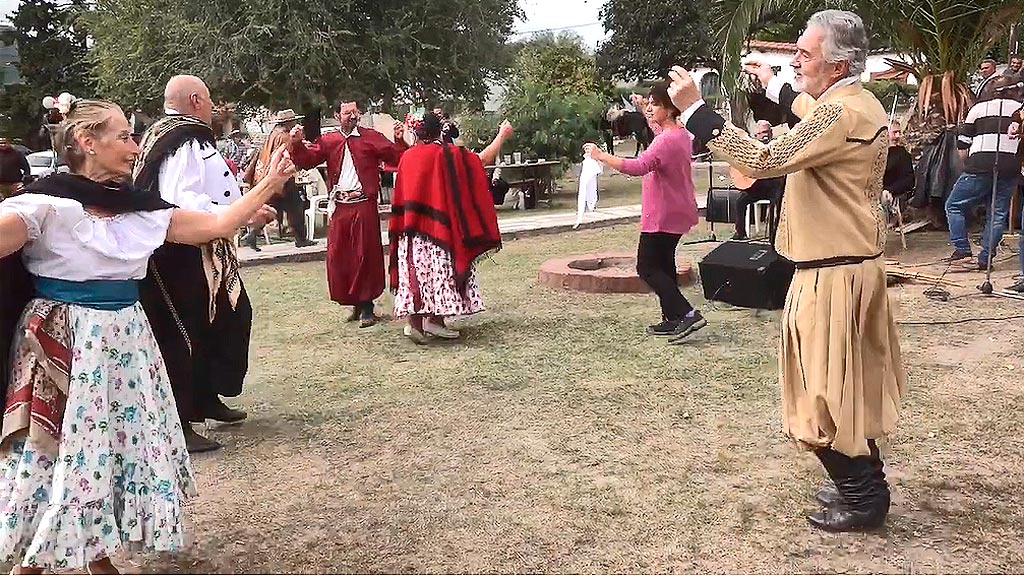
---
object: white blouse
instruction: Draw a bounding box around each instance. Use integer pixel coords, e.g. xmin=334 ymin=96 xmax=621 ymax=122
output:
xmin=158 ymin=141 xmax=241 ymax=211
xmin=0 ymin=194 xmax=173 ymax=281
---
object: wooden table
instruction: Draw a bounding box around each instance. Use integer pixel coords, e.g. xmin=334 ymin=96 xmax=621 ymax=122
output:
xmin=485 ymin=160 xmax=560 ymax=209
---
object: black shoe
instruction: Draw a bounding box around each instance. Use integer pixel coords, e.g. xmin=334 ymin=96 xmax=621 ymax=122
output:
xmin=811 ymin=445 xmax=890 ymax=532
xmin=346 ymin=307 xmax=360 ymax=322
xmin=815 ymin=481 xmax=842 ymax=507
xmin=204 ymin=398 xmax=247 ymax=424
xmin=359 ymin=306 xmax=377 ymax=328
xmin=184 ymin=426 xmax=222 ymax=453
xmin=807 ymin=500 xmax=888 ymax=532
xmin=944 ymin=250 xmax=973 ymax=263
xmin=668 ymin=311 xmax=707 ymax=344
xmin=1008 ymin=279 xmax=1024 ymax=293
xmin=731 ymin=232 xmax=748 ymax=241
xmin=294 ymin=239 xmax=316 ymax=248
xmin=646 ymin=319 xmax=680 ymax=336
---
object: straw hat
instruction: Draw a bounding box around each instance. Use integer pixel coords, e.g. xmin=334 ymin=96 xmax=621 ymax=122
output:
xmin=271 ymin=109 xmax=304 ymax=125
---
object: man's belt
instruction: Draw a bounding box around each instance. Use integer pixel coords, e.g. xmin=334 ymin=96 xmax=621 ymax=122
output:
xmin=793 ymin=252 xmax=884 ymax=270
xmin=333 ymin=188 xmax=367 ymax=204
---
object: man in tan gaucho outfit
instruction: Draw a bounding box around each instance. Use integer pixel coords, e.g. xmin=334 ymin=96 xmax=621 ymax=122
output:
xmin=668 ymin=9 xmax=906 ymax=532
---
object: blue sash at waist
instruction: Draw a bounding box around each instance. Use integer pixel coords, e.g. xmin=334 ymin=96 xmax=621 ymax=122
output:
xmin=33 ymin=276 xmax=139 ymax=311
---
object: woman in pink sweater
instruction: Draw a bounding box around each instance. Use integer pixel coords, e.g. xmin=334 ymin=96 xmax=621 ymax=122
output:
xmin=584 ymin=81 xmax=704 ymax=340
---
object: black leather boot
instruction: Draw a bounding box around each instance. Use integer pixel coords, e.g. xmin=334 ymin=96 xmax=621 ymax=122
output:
xmin=817 ymin=441 xmax=884 ymax=507
xmin=808 ymin=445 xmax=890 ymax=532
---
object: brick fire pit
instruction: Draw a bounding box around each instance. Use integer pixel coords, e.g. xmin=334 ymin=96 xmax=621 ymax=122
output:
xmin=539 ymin=252 xmax=693 ymax=293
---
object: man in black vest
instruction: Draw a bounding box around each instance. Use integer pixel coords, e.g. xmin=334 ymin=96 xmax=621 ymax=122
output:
xmin=134 ymin=75 xmax=274 ymax=453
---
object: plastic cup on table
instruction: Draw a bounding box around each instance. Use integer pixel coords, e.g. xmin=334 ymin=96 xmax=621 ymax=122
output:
xmin=513 ymin=152 xmax=522 ymax=164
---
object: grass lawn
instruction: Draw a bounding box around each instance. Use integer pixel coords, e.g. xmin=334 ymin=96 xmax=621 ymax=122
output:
xmin=134 ymin=225 xmax=1024 ymax=573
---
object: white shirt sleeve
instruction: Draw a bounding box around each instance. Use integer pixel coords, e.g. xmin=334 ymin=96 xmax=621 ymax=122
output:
xmin=680 ymin=99 xmax=707 ymax=124
xmin=765 ymin=76 xmax=787 ymax=104
xmin=157 ymin=142 xmax=229 ymax=213
xmin=0 ymin=193 xmax=51 ymax=240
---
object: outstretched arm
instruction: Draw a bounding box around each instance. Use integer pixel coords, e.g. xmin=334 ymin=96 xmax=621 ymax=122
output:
xmin=478 ymin=120 xmax=514 ymax=166
xmin=583 ymin=132 xmax=670 ymax=176
xmin=288 ymin=127 xmax=330 ymax=170
xmin=166 ymin=146 xmax=292 ymax=245
xmin=670 ymin=66 xmax=850 ymax=180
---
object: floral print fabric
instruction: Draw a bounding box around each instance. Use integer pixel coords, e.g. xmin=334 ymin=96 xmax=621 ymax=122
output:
xmin=393 ymin=235 xmax=485 ymax=318
xmin=0 ymin=301 xmax=197 ymax=569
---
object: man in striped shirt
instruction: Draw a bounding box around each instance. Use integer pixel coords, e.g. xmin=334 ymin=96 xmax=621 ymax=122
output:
xmin=945 ymin=76 xmax=1023 ymax=270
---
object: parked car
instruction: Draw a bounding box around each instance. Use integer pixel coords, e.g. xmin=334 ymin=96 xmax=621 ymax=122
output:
xmin=26 ymin=150 xmax=67 ymax=181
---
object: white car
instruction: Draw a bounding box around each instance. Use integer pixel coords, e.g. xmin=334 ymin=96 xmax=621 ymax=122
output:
xmin=26 ymin=150 xmax=66 ymax=181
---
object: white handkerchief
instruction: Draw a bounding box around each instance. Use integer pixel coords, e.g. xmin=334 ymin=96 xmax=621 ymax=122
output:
xmin=575 ymin=157 xmax=603 ymax=228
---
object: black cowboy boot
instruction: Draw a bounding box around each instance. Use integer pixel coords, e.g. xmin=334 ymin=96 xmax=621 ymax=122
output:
xmin=815 ymin=440 xmax=884 ymax=507
xmin=808 ymin=445 xmax=890 ymax=532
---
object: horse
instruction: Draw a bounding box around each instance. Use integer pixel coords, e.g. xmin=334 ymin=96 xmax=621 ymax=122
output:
xmin=604 ymin=104 xmax=654 ymax=157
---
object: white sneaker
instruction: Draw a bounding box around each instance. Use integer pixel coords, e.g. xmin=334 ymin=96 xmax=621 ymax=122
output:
xmin=403 ymin=325 xmax=430 ymax=345
xmin=423 ymin=319 xmax=460 ymax=339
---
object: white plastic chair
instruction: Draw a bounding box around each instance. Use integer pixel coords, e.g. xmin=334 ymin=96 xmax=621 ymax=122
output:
xmin=304 ymin=194 xmax=330 ymax=241
xmin=746 ymin=199 xmax=773 ymax=235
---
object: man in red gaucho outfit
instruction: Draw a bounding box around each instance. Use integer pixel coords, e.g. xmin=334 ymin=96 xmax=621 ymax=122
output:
xmin=289 ymin=99 xmax=408 ymax=327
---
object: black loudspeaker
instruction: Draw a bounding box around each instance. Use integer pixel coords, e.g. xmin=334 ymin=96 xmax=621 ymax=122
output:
xmin=705 ymin=187 xmax=743 ymax=224
xmin=698 ymin=240 xmax=795 ymax=310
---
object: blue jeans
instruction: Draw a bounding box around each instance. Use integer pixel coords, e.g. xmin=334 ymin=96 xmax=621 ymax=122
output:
xmin=945 ymin=172 xmax=1019 ymax=262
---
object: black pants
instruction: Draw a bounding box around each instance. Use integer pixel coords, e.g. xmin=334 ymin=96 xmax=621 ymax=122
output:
xmin=637 ymin=232 xmax=693 ymax=321
xmin=735 ymin=178 xmax=783 ymax=240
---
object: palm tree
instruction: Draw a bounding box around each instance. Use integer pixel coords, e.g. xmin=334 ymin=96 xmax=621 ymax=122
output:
xmin=715 ymin=0 xmax=1023 ymax=123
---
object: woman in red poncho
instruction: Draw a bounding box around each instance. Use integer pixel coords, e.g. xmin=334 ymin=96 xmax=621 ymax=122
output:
xmin=389 ymin=113 xmax=512 ymax=343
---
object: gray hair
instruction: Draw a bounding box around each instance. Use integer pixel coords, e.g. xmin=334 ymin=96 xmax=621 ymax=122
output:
xmin=807 ymin=10 xmax=868 ymax=78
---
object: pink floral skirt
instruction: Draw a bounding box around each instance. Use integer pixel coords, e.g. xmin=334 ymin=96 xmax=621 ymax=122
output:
xmin=392 ymin=235 xmax=484 ymax=318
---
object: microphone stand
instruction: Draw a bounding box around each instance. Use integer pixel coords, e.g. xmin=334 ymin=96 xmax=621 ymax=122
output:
xmin=977 ymin=95 xmax=1003 ymax=294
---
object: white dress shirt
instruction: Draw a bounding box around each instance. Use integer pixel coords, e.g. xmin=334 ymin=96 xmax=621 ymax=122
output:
xmin=335 ymin=126 xmax=362 ymax=192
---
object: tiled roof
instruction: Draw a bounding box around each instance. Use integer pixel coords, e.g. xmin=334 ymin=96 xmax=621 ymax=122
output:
xmin=746 ymin=40 xmax=798 ymax=52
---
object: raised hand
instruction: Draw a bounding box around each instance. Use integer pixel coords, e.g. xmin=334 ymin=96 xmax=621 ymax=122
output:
xmin=498 ymin=120 xmax=513 ymax=140
xmin=582 ymin=142 xmax=601 ymax=160
xmin=668 ymin=66 xmax=701 ymax=113
xmin=267 ymin=145 xmax=296 ymax=183
xmin=289 ymin=125 xmax=304 ymax=144
xmin=743 ymin=60 xmax=775 ymax=87
xmin=1009 ymin=121 xmax=1020 ymax=140
xmin=394 ymin=121 xmax=406 ymax=141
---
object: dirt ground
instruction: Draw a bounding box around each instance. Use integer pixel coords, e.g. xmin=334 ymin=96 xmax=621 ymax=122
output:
xmin=123 ymin=223 xmax=1023 ymax=574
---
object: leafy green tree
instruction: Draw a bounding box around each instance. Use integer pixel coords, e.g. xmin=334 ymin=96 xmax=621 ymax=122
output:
xmin=83 ymin=0 xmax=520 ymax=113
xmin=497 ymin=33 xmax=605 ymax=162
xmin=596 ymin=0 xmax=716 ymax=82
xmin=0 ymin=0 xmax=92 ymax=145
